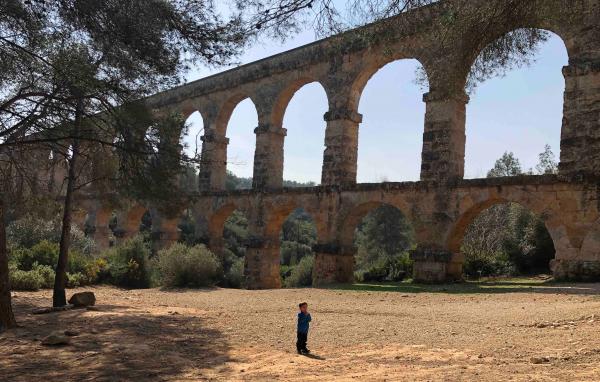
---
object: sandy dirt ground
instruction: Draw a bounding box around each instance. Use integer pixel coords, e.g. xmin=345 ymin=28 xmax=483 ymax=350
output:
xmin=3 ymin=282 xmax=600 ymax=381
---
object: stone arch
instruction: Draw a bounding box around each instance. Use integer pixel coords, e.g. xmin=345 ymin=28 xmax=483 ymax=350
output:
xmin=263 ymin=202 xmax=301 ymax=239
xmin=278 ymin=80 xmax=329 ymax=184
xmin=463 ymin=30 xmax=569 ymax=179
xmin=446 ymin=196 xmax=559 ymax=268
xmin=278 ymin=207 xmax=319 ymax=284
xmin=354 ymin=58 xmax=430 ymax=182
xmin=271 ymin=78 xmax=330 ymax=128
xmin=214 ymin=93 xmax=257 ymax=136
xmin=218 ymin=96 xmax=259 ymax=180
xmin=121 ymin=204 xmax=150 ymax=237
xmin=447 ymin=197 xmax=507 ymax=254
xmin=457 ymin=24 xmax=573 ymax=95
xmin=180 ymin=110 xmax=205 ymax=160
xmin=348 ymin=55 xmax=431 ymax=112
xmin=208 ymin=203 xmax=240 ymax=239
xmin=339 ymin=201 xmax=413 ymax=251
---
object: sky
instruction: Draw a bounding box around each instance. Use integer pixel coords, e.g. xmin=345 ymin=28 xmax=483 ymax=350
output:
xmin=182 ymin=28 xmax=569 ymax=184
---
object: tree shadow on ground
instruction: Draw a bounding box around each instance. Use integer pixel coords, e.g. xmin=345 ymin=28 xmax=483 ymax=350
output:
xmin=324 ymin=279 xmax=600 ymax=295
xmin=0 ymin=297 xmax=232 ymax=382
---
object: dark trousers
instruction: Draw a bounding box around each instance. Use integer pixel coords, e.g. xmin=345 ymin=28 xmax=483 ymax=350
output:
xmin=296 ymin=331 xmax=308 ymax=351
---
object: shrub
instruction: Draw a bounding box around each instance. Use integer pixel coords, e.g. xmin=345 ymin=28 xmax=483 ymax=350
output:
xmin=280 ymin=241 xmax=313 ymax=266
xmin=10 ymin=269 xmax=44 ymax=291
xmin=355 ymin=254 xmax=412 ymax=283
xmin=11 ymin=240 xmax=59 ymax=271
xmin=155 ymin=243 xmax=222 ymax=288
xmin=104 ymin=236 xmax=152 ymax=288
xmin=355 ymin=259 xmax=388 ymax=283
xmin=84 ymin=258 xmax=109 ymax=284
xmin=284 ymin=255 xmax=314 ymax=288
xmin=7 ymin=215 xmax=56 ymax=249
xmin=7 ymin=215 xmax=95 ymax=254
xmin=67 ymin=272 xmax=87 ymax=288
xmin=224 ymin=257 xmax=245 ymax=288
xmin=463 ymin=250 xmax=515 ymax=279
xmin=387 ymin=253 xmax=413 ymax=282
xmin=32 ymin=263 xmax=56 ymax=288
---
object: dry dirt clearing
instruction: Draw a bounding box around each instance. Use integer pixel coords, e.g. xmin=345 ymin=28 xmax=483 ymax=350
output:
xmin=3 ymin=282 xmax=600 ymax=381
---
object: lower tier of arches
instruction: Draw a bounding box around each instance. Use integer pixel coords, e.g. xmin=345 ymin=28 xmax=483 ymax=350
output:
xmin=74 ymin=175 xmax=600 ymax=287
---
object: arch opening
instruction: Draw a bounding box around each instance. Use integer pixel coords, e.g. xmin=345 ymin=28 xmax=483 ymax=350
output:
xmin=179 ymin=111 xmax=204 ymax=192
xmin=220 ymin=209 xmax=248 ymax=288
xmin=356 ymin=59 xmax=429 ymax=182
xmin=456 ymin=201 xmax=556 ymax=279
xmin=225 ymin=98 xmax=258 ymax=186
xmin=464 ymin=30 xmax=568 ymax=179
xmin=178 ymin=208 xmax=209 ymax=247
xmin=347 ymin=203 xmax=416 ymax=283
xmin=278 ymin=208 xmax=317 ymax=287
xmin=281 ymin=82 xmax=328 ymax=185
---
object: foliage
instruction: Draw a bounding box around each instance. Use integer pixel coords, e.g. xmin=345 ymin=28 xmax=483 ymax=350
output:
xmin=535 ymin=144 xmax=558 ymax=175
xmin=486 ymin=152 xmax=522 ymax=177
xmin=66 ymin=272 xmax=88 ymax=288
xmin=463 ymin=148 xmax=557 ymax=278
xmin=8 ymin=262 xmax=57 ymax=291
xmin=224 ymin=257 xmax=245 ymax=289
xmin=103 ymin=236 xmax=152 ymax=289
xmin=155 ymin=243 xmax=222 ymax=288
xmin=6 ymin=215 xmax=95 ymax=254
xmin=9 ymin=240 xmax=59 ymax=271
xmin=9 ymin=268 xmax=44 ymax=291
xmin=281 ymin=241 xmax=314 ymax=267
xmin=223 ymin=210 xmax=248 ymax=260
xmin=225 ymin=171 xmax=253 ymax=190
xmin=178 ymin=209 xmax=208 ymax=247
xmin=32 ymin=263 xmax=55 ymax=289
xmin=355 ymin=253 xmax=412 ymax=283
xmin=462 ymin=204 xmax=555 ymax=278
xmin=353 ymin=204 xmax=415 ymax=281
xmin=284 ymin=255 xmax=314 ymax=288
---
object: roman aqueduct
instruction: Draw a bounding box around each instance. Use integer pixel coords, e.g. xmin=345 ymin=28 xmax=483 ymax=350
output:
xmin=70 ymin=0 xmax=599 ymax=287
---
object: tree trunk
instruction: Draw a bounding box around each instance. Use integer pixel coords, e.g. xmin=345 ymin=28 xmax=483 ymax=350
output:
xmin=0 ymin=199 xmax=17 ymax=331
xmin=53 ymin=97 xmax=83 ymax=307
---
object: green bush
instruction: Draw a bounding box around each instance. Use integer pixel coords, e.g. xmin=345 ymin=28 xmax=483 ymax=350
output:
xmin=463 ymin=251 xmax=516 ymax=279
xmin=224 ymin=257 xmax=245 ymax=288
xmin=284 ymin=255 xmax=314 ymax=288
xmin=155 ymin=243 xmax=222 ymax=288
xmin=67 ymin=272 xmax=87 ymax=288
xmin=280 ymin=241 xmax=313 ymax=266
xmin=104 ymin=236 xmax=152 ymax=288
xmin=7 ymin=215 xmax=95 ymax=254
xmin=11 ymin=240 xmax=59 ymax=271
xmin=9 ymin=269 xmax=44 ymax=291
xmin=32 ymin=263 xmax=56 ymax=288
xmin=355 ymin=259 xmax=388 ymax=283
xmin=354 ymin=254 xmax=412 ymax=283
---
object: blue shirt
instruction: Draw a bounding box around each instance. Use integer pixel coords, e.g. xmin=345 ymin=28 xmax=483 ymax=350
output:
xmin=297 ymin=312 xmax=312 ymax=333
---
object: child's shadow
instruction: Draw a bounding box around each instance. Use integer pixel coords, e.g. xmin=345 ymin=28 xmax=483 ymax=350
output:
xmin=301 ymin=353 xmax=326 ymax=360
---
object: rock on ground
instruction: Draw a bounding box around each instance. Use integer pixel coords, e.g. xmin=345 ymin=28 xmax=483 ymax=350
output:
xmin=68 ymin=291 xmax=96 ymax=307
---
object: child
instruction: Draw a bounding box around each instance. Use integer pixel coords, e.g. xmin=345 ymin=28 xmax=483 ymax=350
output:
xmin=296 ymin=302 xmax=312 ymax=354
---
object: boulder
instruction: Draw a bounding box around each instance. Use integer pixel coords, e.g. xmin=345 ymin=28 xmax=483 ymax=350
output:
xmin=68 ymin=292 xmax=96 ymax=307
xmin=42 ymin=331 xmax=71 ymax=346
